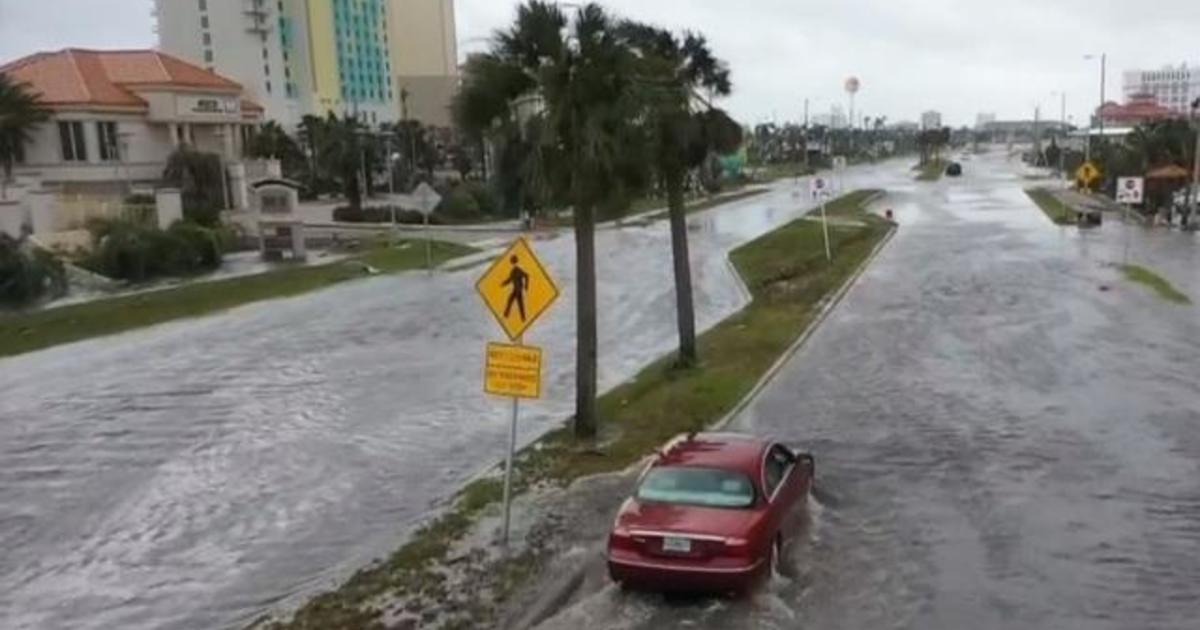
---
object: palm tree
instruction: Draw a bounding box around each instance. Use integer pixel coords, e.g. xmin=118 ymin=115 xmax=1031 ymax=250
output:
xmin=620 ymin=23 xmax=737 ymax=366
xmin=0 ymin=74 xmax=50 ymax=199
xmin=454 ymin=1 xmax=640 ymax=438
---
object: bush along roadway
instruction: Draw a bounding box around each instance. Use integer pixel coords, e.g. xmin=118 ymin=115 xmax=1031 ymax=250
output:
xmin=255 ymin=190 xmax=897 ymax=630
xmin=0 ymin=240 xmax=477 ymax=359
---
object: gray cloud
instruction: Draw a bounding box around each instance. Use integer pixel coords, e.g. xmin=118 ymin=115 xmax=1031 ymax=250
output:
xmin=3 ymin=0 xmax=1197 ymax=127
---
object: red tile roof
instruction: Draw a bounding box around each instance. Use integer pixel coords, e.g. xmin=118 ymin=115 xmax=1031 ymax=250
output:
xmin=0 ymin=48 xmax=255 ymax=112
xmin=1098 ymin=93 xmax=1180 ymax=124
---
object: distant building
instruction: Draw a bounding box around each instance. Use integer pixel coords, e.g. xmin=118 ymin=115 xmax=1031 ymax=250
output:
xmin=155 ymin=0 xmax=459 ymax=127
xmin=1122 ymin=64 xmax=1200 ymax=115
xmin=975 ymin=113 xmax=996 ymax=130
xmin=0 ymin=49 xmax=262 ymax=193
xmin=981 ymin=120 xmax=1072 ymax=143
xmin=810 ymin=106 xmax=847 ymax=129
xmin=887 ymin=121 xmax=920 ymax=131
xmin=921 ymin=110 xmax=942 ymax=130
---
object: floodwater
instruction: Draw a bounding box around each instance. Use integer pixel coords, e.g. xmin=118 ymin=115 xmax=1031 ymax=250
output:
xmin=536 ymin=153 xmax=1200 ymax=630
xmin=0 ymin=164 xmax=901 ymax=629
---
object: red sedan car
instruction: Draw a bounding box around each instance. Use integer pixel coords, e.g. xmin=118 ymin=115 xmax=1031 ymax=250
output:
xmin=607 ymin=432 xmax=815 ymax=593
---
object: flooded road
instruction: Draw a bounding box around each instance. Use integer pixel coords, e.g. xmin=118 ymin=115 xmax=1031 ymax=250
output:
xmin=537 ymin=153 xmax=1200 ymax=630
xmin=0 ymin=163 xmax=905 ymax=630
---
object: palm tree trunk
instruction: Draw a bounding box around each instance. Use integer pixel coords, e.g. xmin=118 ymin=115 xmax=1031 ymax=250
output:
xmin=573 ymin=199 xmax=598 ymax=439
xmin=666 ymin=172 xmax=697 ymax=366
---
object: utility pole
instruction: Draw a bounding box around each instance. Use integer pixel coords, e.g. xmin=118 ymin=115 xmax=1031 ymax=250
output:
xmin=803 ymin=98 xmax=810 ymax=171
xmin=1084 ymin=53 xmax=1106 ymax=164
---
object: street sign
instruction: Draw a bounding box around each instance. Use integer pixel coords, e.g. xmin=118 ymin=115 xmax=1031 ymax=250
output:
xmin=810 ymin=176 xmax=832 ymax=200
xmin=484 ymin=342 xmax=543 ymax=399
xmin=809 ymin=177 xmax=834 ymax=261
xmin=476 ymin=237 xmax=560 ymax=342
xmin=411 ymin=182 xmax=442 ymax=216
xmin=1116 ymin=177 xmax=1145 ymax=204
xmin=1076 ymin=161 xmax=1101 ymax=187
xmin=832 ymin=156 xmax=848 ymax=170
xmin=477 ymin=238 xmax=559 ymax=551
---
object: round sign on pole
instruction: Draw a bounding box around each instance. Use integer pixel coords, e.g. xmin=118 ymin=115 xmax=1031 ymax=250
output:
xmin=844 ymin=77 xmax=860 ymax=94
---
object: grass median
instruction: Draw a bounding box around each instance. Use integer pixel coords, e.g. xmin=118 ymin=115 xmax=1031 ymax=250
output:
xmin=0 ymin=240 xmax=477 ymax=359
xmin=262 ymin=190 xmax=893 ymax=630
xmin=1121 ymin=264 xmax=1191 ymax=305
xmin=915 ymin=159 xmax=944 ymax=181
xmin=1025 ymin=188 xmax=1077 ymax=225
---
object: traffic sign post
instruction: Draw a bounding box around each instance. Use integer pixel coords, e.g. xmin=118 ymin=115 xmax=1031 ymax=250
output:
xmin=477 ymin=237 xmax=559 ymax=549
xmin=1116 ymin=176 xmax=1145 ymax=264
xmin=1116 ymin=176 xmax=1144 ymax=205
xmin=411 ymin=182 xmax=442 ymax=274
xmin=810 ymin=176 xmax=833 ymax=261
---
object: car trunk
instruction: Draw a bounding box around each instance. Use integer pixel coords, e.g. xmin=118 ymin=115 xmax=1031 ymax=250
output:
xmin=615 ymin=500 xmax=763 ymax=560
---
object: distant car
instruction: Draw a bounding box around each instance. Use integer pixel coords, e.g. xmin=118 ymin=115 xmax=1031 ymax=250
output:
xmin=606 ymin=433 xmax=814 ymax=594
xmin=946 ymin=162 xmax=963 ymax=177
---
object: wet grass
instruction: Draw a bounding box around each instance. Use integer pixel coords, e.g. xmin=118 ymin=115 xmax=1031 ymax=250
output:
xmin=0 ymin=240 xmax=477 ymax=359
xmin=641 ymin=188 xmax=771 ymax=222
xmin=263 ymin=191 xmax=894 ymax=630
xmin=806 ymin=189 xmax=883 ymax=218
xmin=538 ymin=186 xmax=763 ymax=229
xmin=1121 ymin=264 xmax=1191 ymax=305
xmin=1025 ymin=188 xmax=1077 ymax=225
xmin=915 ymin=159 xmax=945 ymax=181
xmin=755 ymin=161 xmax=817 ymax=183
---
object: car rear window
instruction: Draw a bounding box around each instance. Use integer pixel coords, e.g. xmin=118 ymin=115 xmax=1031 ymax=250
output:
xmin=636 ymin=466 xmax=756 ymax=509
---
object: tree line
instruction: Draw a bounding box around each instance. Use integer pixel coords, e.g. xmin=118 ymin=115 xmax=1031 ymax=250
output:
xmin=453 ymin=1 xmax=743 ymax=437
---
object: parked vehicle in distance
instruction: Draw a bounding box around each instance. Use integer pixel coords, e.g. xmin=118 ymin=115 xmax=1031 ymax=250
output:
xmin=607 ymin=433 xmax=815 ymax=594
xmin=946 ymin=162 xmax=963 ymax=177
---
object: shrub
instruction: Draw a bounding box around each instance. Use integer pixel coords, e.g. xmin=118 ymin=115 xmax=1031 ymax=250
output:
xmin=81 ymin=219 xmax=223 ymax=282
xmin=332 ymin=205 xmax=444 ymax=225
xmin=0 ymin=234 xmax=66 ymax=307
xmin=459 ymin=181 xmax=500 ymax=216
xmin=438 ymin=188 xmax=482 ymax=222
xmin=124 ymin=193 xmax=156 ymax=205
xmin=162 ymin=147 xmax=225 ymax=227
xmin=168 ymin=222 xmax=223 ymax=269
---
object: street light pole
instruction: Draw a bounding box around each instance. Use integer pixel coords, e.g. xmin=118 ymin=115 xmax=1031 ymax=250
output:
xmin=1084 ymin=53 xmax=1106 ymax=164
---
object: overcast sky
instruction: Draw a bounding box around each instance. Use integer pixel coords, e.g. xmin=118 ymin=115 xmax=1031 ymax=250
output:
xmin=2 ymin=0 xmax=1198 ymax=127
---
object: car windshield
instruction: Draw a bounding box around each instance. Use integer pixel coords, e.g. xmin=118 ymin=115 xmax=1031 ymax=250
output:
xmin=636 ymin=467 xmax=756 ymax=509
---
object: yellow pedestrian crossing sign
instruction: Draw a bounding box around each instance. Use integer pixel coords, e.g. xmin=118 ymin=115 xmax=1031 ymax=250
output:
xmin=476 ymin=237 xmax=560 ymax=341
xmin=1076 ymin=161 xmax=1101 ymax=186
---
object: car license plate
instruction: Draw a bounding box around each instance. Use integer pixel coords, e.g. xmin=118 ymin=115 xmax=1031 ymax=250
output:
xmin=663 ymin=536 xmax=691 ymax=553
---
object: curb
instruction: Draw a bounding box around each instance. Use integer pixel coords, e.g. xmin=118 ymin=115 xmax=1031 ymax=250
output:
xmin=523 ymin=215 xmax=899 ymax=629
xmin=712 ymin=219 xmax=898 ymax=431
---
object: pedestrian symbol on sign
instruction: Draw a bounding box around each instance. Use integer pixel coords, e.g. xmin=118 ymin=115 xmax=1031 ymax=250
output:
xmin=477 ymin=238 xmax=560 ymax=341
xmin=502 ymin=256 xmax=530 ymax=321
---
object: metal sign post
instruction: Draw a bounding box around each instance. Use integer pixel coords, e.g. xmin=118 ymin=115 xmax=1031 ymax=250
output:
xmin=411 ymin=182 xmax=442 ymax=274
xmin=810 ymin=177 xmax=833 ymax=261
xmin=477 ymin=239 xmax=560 ymax=549
xmin=1116 ymin=176 xmax=1144 ymax=264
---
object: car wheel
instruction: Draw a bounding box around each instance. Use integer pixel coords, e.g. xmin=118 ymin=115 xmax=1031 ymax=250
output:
xmin=769 ymin=534 xmax=783 ymax=578
xmin=771 ymin=533 xmax=796 ymax=579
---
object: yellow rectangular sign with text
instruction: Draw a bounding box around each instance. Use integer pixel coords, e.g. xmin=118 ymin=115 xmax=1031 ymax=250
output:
xmin=484 ymin=342 xmax=543 ymax=399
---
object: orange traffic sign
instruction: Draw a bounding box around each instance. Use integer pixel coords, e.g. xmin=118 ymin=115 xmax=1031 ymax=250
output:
xmin=1076 ymin=161 xmax=1101 ymax=186
xmin=484 ymin=342 xmax=543 ymax=399
xmin=476 ymin=238 xmax=560 ymax=341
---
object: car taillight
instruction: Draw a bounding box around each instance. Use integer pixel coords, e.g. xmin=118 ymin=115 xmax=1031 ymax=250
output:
xmin=723 ymin=536 xmax=752 ymax=557
xmin=609 ymin=526 xmax=637 ymax=551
